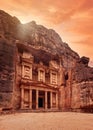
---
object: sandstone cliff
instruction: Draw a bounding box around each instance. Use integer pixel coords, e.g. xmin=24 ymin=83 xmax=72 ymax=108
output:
xmin=0 ymin=10 xmax=79 ymax=68
xmin=0 ymin=10 xmax=93 ymax=112
xmin=71 ymin=57 xmax=93 ymax=111
xmin=0 ymin=37 xmax=16 ymax=108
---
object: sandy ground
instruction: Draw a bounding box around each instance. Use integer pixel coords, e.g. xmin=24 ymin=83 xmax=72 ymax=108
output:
xmin=0 ymin=112 xmax=93 ymax=130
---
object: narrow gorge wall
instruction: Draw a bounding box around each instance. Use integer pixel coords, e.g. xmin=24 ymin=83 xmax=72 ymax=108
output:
xmin=71 ymin=59 xmax=93 ymax=112
xmin=0 ymin=38 xmax=16 ymax=109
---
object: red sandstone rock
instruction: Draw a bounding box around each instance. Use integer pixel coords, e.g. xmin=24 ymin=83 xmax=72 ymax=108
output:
xmin=0 ymin=10 xmax=93 ymax=112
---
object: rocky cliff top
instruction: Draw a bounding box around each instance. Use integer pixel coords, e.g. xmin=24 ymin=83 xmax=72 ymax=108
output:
xmin=0 ymin=10 xmax=20 ymax=39
xmin=0 ymin=10 xmax=86 ymax=68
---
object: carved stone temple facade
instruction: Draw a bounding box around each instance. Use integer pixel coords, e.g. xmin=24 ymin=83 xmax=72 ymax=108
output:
xmin=16 ymin=44 xmax=62 ymax=111
xmin=20 ymin=55 xmax=59 ymax=110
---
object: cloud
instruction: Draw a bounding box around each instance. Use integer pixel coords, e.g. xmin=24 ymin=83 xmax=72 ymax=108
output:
xmin=0 ymin=0 xmax=85 ymax=24
xmin=0 ymin=0 xmax=92 ymax=23
xmin=78 ymin=0 xmax=93 ymax=11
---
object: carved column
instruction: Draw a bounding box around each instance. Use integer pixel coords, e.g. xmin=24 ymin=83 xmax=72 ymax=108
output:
xmin=30 ymin=67 xmax=32 ymax=80
xmin=56 ymin=92 xmax=58 ymax=109
xmin=29 ymin=89 xmax=32 ymax=109
xmin=36 ymin=90 xmax=38 ymax=109
xmin=21 ymin=87 xmax=24 ymax=109
xmin=50 ymin=92 xmax=52 ymax=109
xmin=59 ymin=87 xmax=63 ymax=110
xmin=45 ymin=91 xmax=47 ymax=109
xmin=50 ymin=71 xmax=52 ymax=84
xmin=55 ymin=73 xmax=57 ymax=84
xmin=38 ymin=69 xmax=40 ymax=81
xmin=22 ymin=64 xmax=24 ymax=78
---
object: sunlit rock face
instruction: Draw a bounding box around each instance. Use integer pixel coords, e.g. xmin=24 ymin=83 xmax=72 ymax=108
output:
xmin=0 ymin=10 xmax=79 ymax=68
xmin=71 ymin=58 xmax=93 ymax=111
xmin=0 ymin=10 xmax=20 ymax=40
xmin=0 ymin=10 xmax=93 ymax=112
xmin=17 ymin=21 xmax=79 ymax=68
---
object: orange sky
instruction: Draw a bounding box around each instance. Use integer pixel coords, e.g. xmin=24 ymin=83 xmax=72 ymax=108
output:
xmin=0 ymin=0 xmax=93 ymax=66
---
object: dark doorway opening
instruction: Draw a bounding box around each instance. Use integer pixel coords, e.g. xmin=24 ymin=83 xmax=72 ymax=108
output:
xmin=38 ymin=97 xmax=43 ymax=108
xmin=47 ymin=92 xmax=50 ymax=108
xmin=32 ymin=90 xmax=36 ymax=109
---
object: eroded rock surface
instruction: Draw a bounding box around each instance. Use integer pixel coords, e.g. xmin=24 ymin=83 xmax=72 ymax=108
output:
xmin=0 ymin=10 xmax=93 ymax=112
xmin=0 ymin=38 xmax=16 ymax=108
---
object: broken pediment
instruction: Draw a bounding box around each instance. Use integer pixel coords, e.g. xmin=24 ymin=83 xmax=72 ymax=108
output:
xmin=22 ymin=52 xmax=33 ymax=59
xmin=49 ymin=60 xmax=59 ymax=69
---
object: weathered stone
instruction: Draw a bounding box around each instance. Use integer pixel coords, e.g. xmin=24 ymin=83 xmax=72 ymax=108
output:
xmin=79 ymin=56 xmax=89 ymax=67
xmin=0 ymin=37 xmax=16 ymax=108
xmin=0 ymin=10 xmax=93 ymax=112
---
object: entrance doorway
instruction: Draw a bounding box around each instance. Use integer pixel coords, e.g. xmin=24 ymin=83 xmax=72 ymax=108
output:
xmin=38 ymin=91 xmax=45 ymax=108
xmin=47 ymin=92 xmax=50 ymax=108
xmin=32 ymin=90 xmax=36 ymax=109
xmin=38 ymin=97 xmax=44 ymax=108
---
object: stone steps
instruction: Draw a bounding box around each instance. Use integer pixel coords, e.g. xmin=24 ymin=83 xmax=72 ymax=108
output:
xmin=17 ymin=109 xmax=62 ymax=113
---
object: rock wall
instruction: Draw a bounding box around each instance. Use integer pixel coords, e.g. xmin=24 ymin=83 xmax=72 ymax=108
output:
xmin=0 ymin=10 xmax=79 ymax=69
xmin=0 ymin=38 xmax=16 ymax=109
xmin=0 ymin=10 xmax=93 ymax=112
xmin=59 ymin=70 xmax=72 ymax=111
xmin=71 ymin=59 xmax=93 ymax=112
xmin=60 ymin=58 xmax=93 ymax=112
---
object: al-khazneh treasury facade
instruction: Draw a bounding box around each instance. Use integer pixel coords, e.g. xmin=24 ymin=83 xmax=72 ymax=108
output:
xmin=17 ymin=49 xmax=62 ymax=110
xmin=15 ymin=41 xmax=70 ymax=110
